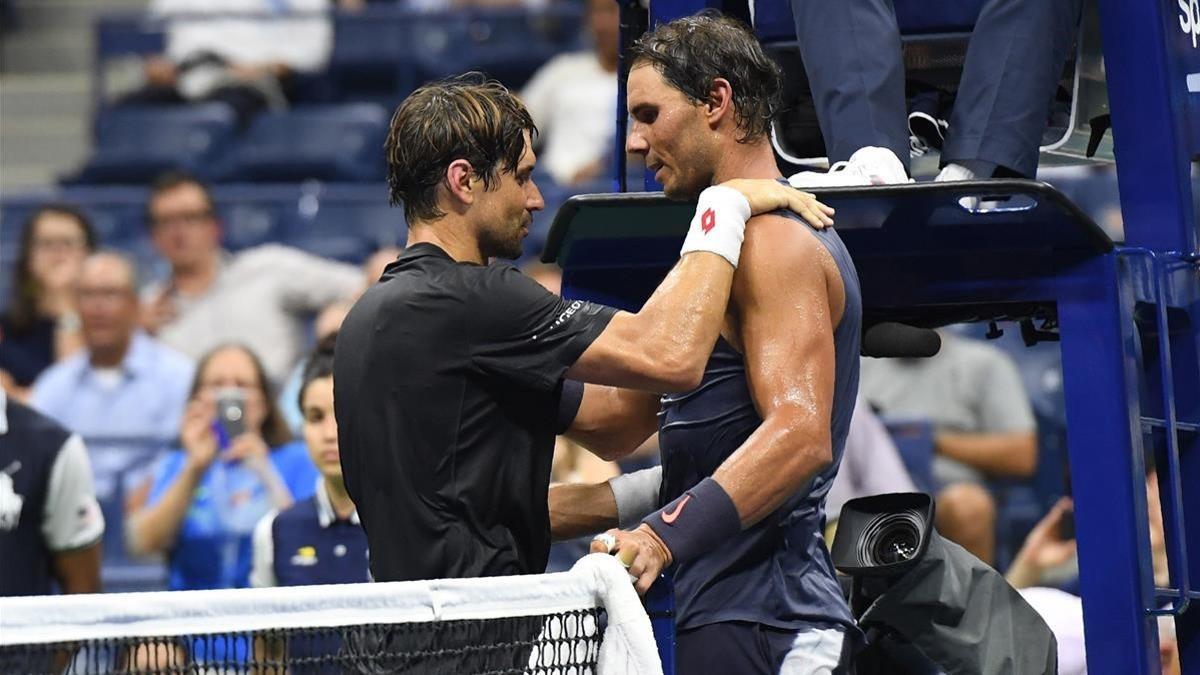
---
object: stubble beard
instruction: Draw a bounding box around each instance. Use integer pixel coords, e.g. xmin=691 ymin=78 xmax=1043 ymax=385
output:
xmin=479 ymin=220 xmax=524 ymax=260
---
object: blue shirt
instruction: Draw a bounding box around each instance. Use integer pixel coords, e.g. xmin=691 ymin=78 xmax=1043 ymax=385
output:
xmin=658 ymin=218 xmax=862 ymax=633
xmin=31 ymin=332 xmax=195 ymax=500
xmin=146 ymin=440 xmax=318 ymax=591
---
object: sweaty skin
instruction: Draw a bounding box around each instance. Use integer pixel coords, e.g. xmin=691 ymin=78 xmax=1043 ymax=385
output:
xmin=566 ymin=216 xmax=846 ymax=593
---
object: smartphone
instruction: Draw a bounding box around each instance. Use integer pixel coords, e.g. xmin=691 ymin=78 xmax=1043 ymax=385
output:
xmin=214 ymin=388 xmax=247 ymax=449
xmin=1059 ymin=509 xmax=1076 ymax=541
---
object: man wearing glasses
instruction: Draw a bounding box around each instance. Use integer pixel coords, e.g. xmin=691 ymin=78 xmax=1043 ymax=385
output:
xmin=140 ymin=171 xmax=362 ymax=384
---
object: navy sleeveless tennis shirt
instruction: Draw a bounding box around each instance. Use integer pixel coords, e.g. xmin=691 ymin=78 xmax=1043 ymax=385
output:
xmin=658 ymin=207 xmax=862 ymax=633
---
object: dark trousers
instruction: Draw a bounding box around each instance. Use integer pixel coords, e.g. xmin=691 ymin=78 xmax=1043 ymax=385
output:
xmin=676 ymin=621 xmax=857 ymax=675
xmin=790 ymin=0 xmax=1082 ymax=177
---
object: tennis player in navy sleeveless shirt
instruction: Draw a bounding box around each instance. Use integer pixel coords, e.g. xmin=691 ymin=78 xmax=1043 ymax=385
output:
xmin=564 ymin=14 xmax=865 ymax=674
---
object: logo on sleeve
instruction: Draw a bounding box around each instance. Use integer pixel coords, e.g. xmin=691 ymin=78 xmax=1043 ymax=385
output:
xmin=660 ymin=494 xmax=691 ymax=525
xmin=701 ymin=208 xmax=716 ymax=234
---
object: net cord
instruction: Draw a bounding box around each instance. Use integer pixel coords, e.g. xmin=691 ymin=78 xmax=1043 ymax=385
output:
xmin=0 ymin=554 xmax=662 ymax=675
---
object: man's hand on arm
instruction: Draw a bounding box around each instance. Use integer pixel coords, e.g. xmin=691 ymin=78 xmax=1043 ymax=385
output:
xmin=566 ymin=180 xmax=834 ymax=393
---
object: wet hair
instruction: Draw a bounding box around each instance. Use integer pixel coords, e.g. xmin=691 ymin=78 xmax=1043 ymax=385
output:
xmin=628 ymin=10 xmax=783 ymax=142
xmin=8 ymin=204 xmax=97 ymax=333
xmin=298 ymin=332 xmax=337 ymax=411
xmin=188 ymin=343 xmax=292 ymax=447
xmin=384 ymin=72 xmax=537 ymax=223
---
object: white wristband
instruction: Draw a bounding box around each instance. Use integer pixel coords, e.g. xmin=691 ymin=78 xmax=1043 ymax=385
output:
xmin=679 ymin=185 xmax=752 ymax=269
xmin=609 ymin=466 xmax=663 ymax=529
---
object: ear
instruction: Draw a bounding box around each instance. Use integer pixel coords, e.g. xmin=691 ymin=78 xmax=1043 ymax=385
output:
xmin=444 ymin=159 xmax=476 ymax=207
xmin=705 ymin=77 xmax=735 ymax=131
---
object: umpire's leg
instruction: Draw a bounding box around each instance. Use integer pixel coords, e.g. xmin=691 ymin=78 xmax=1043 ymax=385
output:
xmin=941 ymin=0 xmax=1084 ymax=178
xmin=788 ymin=0 xmax=910 ymax=170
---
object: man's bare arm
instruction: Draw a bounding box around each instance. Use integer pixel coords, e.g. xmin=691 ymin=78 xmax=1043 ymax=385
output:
xmin=564 ymin=386 xmax=660 ymax=460
xmin=52 ymin=543 xmax=102 ymax=594
xmin=711 ymin=218 xmax=838 ymax=526
xmin=936 ymin=431 xmax=1037 ymax=477
xmin=592 ymin=217 xmax=843 ymax=593
xmin=549 ymin=482 xmax=619 ymax=541
xmin=568 ymin=182 xmax=833 ymax=392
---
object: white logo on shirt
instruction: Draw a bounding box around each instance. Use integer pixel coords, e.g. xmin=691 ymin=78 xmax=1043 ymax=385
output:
xmin=533 ymin=300 xmax=585 ymax=342
xmin=550 ymin=300 xmax=584 ymax=331
xmin=0 ymin=462 xmax=24 ymax=532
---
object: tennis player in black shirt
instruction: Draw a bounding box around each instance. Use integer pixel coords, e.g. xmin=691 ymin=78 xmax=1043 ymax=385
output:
xmin=334 ymin=73 xmax=833 ymax=583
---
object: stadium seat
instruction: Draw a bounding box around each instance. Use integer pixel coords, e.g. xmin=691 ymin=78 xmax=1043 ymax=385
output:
xmin=410 ymin=8 xmax=585 ymax=92
xmin=69 ymin=104 xmax=238 ymax=185
xmin=322 ymin=9 xmax=413 ymax=104
xmin=223 ymin=104 xmax=389 ymax=183
xmin=281 ymin=185 xmax=401 ymax=263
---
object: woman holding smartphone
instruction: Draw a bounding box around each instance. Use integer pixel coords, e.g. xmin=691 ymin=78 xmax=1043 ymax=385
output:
xmin=127 ymin=343 xmax=317 ymax=590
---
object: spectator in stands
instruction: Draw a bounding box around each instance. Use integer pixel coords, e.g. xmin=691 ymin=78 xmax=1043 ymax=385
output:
xmin=139 ymin=171 xmax=361 ymax=385
xmin=859 ymin=330 xmax=1038 ymax=565
xmin=124 ymin=0 xmax=333 ymax=127
xmin=251 ymin=335 xmax=368 ymax=588
xmin=787 ymin=0 xmax=1081 ymax=185
xmin=1007 ymin=471 xmax=1179 ymax=674
xmin=519 ymin=0 xmax=619 ymax=186
xmin=0 ymin=388 xmax=104 ymax=597
xmin=278 ymin=245 xmax=399 ymax=432
xmin=0 ymin=205 xmax=96 ymax=400
xmin=30 ymin=252 xmax=194 ymax=503
xmin=824 ymin=397 xmax=917 ymax=527
xmin=126 ymin=343 xmax=317 ymax=590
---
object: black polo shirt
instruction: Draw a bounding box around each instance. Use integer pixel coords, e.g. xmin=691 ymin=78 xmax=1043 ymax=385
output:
xmin=334 ymin=243 xmax=615 ymax=582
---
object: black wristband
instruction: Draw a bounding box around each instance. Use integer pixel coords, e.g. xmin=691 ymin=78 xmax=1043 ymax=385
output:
xmin=643 ymin=477 xmax=741 ymax=564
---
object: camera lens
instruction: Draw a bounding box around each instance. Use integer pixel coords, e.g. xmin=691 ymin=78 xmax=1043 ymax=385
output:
xmin=856 ymin=509 xmax=926 ymax=567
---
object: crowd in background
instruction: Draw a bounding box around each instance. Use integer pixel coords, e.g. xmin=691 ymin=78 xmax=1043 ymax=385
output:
xmin=0 ymin=0 xmax=1176 ymax=672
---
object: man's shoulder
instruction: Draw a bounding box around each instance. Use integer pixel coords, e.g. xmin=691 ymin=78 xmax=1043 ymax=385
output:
xmin=941 ymin=333 xmax=1016 ymax=370
xmin=274 ymin=495 xmax=320 ymax=527
xmin=2 ymin=397 xmax=73 ymax=451
xmin=134 ymin=333 xmax=195 ymax=374
xmin=31 ymin=354 xmax=87 ymax=398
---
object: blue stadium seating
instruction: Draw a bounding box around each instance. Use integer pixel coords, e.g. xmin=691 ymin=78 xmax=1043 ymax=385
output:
xmin=409 ymin=8 xmax=586 ymax=92
xmin=70 ymin=104 xmax=239 ymax=185
xmin=222 ymin=104 xmax=389 ymax=183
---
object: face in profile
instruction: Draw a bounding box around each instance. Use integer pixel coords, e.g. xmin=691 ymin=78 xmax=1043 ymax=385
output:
xmin=626 ymin=64 xmax=713 ymax=200
xmin=301 ymin=376 xmax=341 ymax=480
xmin=475 ymin=130 xmax=544 ymax=260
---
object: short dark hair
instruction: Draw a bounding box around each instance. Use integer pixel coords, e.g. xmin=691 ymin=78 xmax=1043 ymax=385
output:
xmin=146 ymin=169 xmax=216 ymax=226
xmin=629 ymin=10 xmax=783 ymax=143
xmin=298 ymin=332 xmax=337 ymax=411
xmin=9 ymin=204 xmax=97 ymax=333
xmin=384 ymin=72 xmax=537 ymax=223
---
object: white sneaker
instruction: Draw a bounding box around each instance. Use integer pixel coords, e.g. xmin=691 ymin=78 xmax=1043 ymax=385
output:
xmin=787 ymin=146 xmax=911 ymax=188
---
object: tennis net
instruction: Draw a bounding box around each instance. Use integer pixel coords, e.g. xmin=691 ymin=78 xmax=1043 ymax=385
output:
xmin=0 ymin=554 xmax=662 ymax=675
